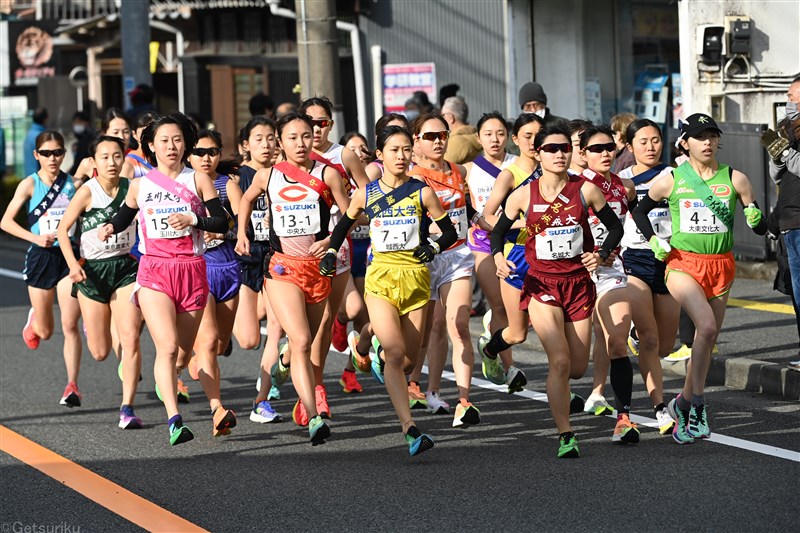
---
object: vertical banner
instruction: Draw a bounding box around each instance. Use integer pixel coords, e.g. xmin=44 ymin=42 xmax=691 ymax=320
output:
xmin=382 ymin=62 xmax=437 ymax=114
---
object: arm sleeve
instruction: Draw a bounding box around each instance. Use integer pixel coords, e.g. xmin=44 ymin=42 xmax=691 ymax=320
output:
xmin=768 ymin=158 xmax=786 ymax=185
xmin=596 ymin=203 xmax=624 ymax=260
xmin=632 ymin=194 xmax=660 ymax=242
xmin=432 ymin=212 xmax=458 ymax=251
xmin=328 ymin=212 xmax=358 ymax=251
xmin=195 ymin=198 xmax=230 ymax=233
xmin=109 ymin=203 xmax=138 ymax=234
xmin=490 ymin=213 xmax=514 ymax=256
xmin=466 ymin=200 xmax=478 ymax=221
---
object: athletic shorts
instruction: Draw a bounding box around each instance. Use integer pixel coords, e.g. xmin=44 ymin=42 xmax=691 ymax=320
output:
xmin=428 ymin=245 xmax=474 ymax=301
xmin=503 ymin=243 xmax=530 ymax=291
xmin=666 ymin=248 xmax=735 ymax=300
xmin=237 ymin=240 xmax=270 ymax=293
xmin=207 ymin=258 xmax=241 ymax=303
xmin=622 ymin=248 xmax=668 ymax=295
xmin=351 ymin=237 xmax=370 ymax=278
xmin=74 ymin=255 xmax=138 ymax=303
xmin=335 ymin=237 xmax=352 ymax=276
xmin=467 ymin=227 xmax=491 ymax=255
xmin=591 ymin=255 xmax=627 ymax=295
xmin=520 ymin=270 xmax=595 ymax=323
xmin=265 ymin=251 xmax=331 ymax=304
xmin=23 ymin=245 xmax=76 ymax=290
xmin=134 ymin=255 xmax=208 ymax=313
xmin=365 ymin=262 xmax=430 ymax=316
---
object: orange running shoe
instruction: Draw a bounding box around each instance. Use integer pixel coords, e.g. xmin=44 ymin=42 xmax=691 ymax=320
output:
xmin=23 ymin=308 xmax=40 ymax=350
xmin=177 ymin=378 xmax=190 ymax=403
xmin=292 ymin=398 xmax=309 ymax=426
xmin=331 ymin=317 xmax=348 ymax=352
xmin=60 ymin=382 xmax=82 ymax=408
xmin=348 ymin=331 xmax=371 ymax=373
xmin=612 ymin=413 xmax=640 ymax=444
xmin=408 ymin=381 xmax=428 ymax=410
xmin=212 ymin=405 xmax=237 ymax=437
xmin=315 ymin=384 xmax=331 ymax=419
xmin=339 ymin=369 xmax=363 ymax=393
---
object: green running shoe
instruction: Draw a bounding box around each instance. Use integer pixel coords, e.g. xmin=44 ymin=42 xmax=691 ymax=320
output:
xmin=405 ymin=431 xmax=435 ymax=457
xmin=667 ymin=395 xmax=695 ymax=445
xmin=168 ymin=420 xmax=194 ymax=446
xmin=370 ymin=336 xmax=385 ymax=384
xmin=270 ymin=343 xmax=291 ymax=388
xmin=557 ymin=434 xmax=580 ymax=458
xmin=309 ymin=415 xmax=331 ymax=446
xmin=118 ymin=361 xmax=124 ymax=382
xmin=688 ymin=404 xmax=711 ymax=439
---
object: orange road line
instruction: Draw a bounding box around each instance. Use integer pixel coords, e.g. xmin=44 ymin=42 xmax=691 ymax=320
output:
xmin=0 ymin=425 xmax=208 ymax=533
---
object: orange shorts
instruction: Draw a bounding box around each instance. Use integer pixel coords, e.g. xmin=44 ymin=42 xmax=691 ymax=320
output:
xmin=666 ymin=249 xmax=735 ymax=300
xmin=264 ymin=251 xmax=331 ymax=304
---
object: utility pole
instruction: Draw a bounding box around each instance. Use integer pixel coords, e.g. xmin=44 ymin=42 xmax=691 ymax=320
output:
xmin=120 ymin=0 xmax=152 ymax=110
xmin=296 ymin=0 xmax=344 ymax=140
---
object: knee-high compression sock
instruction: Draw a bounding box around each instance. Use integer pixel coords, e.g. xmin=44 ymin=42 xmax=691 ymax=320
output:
xmin=485 ymin=328 xmax=513 ymax=358
xmin=609 ymin=357 xmax=633 ymax=414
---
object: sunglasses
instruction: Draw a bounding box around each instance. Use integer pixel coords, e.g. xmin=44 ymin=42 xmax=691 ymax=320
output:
xmin=37 ymin=149 xmax=66 ymax=158
xmin=584 ymin=142 xmax=617 ymax=154
xmin=311 ymin=119 xmax=333 ymax=129
xmin=192 ymin=147 xmax=221 ymax=157
xmin=417 ymin=131 xmax=449 ymax=142
xmin=537 ymin=143 xmax=572 ymax=154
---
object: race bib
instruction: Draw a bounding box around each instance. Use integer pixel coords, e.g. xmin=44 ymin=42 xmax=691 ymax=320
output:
xmin=679 ymin=199 xmax=728 ymax=234
xmin=251 ymin=210 xmax=269 ymax=241
xmin=272 ymin=202 xmax=321 ymax=237
xmin=144 ymin=203 xmax=191 ymax=239
xmin=39 ymin=207 xmax=76 ymax=237
xmin=352 ymin=223 xmax=371 ymax=240
xmin=448 ymin=207 xmax=468 ymax=240
xmin=371 ymin=216 xmax=420 ymax=252
xmin=102 ymin=225 xmax=135 ymax=252
xmin=535 ymin=225 xmax=583 ymax=260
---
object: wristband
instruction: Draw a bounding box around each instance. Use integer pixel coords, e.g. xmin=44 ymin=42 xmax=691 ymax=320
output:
xmin=471 ymin=212 xmax=484 ymax=225
xmin=189 ymin=212 xmax=198 ymax=227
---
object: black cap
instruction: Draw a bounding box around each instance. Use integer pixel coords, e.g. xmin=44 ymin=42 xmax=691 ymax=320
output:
xmin=518 ymin=82 xmax=548 ymax=108
xmin=679 ymin=113 xmax=722 ymax=139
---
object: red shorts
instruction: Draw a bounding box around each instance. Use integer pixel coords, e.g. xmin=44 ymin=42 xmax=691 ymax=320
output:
xmin=666 ymin=249 xmax=735 ymax=300
xmin=265 ymin=252 xmax=331 ymax=304
xmin=135 ymin=255 xmax=209 ymax=313
xmin=520 ymin=270 xmax=595 ymax=323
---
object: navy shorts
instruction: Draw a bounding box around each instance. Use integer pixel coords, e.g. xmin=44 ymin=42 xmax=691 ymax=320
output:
xmin=207 ymin=259 xmax=241 ymax=303
xmin=622 ymin=248 xmax=669 ymax=295
xmin=351 ymin=237 xmax=370 ymax=278
xmin=503 ymin=244 xmax=530 ymax=291
xmin=24 ymin=245 xmax=75 ymax=290
xmin=237 ymin=240 xmax=269 ymax=293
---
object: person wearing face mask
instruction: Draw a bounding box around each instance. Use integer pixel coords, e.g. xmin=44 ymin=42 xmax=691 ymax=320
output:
xmin=518 ymin=82 xmax=566 ymax=128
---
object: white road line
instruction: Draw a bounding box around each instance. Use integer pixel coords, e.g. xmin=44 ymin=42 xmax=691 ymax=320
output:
xmin=0 ymin=268 xmax=25 ymax=280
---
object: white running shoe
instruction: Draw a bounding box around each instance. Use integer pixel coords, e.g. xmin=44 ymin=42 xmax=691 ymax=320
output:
xmin=656 ymin=406 xmax=676 ymax=435
xmin=583 ymin=393 xmax=614 ymax=416
xmin=425 ymin=391 xmax=450 ymax=414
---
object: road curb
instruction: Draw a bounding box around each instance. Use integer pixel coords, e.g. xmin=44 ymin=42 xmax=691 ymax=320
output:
xmin=736 ymin=260 xmax=777 ymax=281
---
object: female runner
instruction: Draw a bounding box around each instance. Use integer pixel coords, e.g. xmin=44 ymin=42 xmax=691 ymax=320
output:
xmin=121 ymin=111 xmax=159 ymax=179
xmin=73 ymin=109 xmax=133 ymax=185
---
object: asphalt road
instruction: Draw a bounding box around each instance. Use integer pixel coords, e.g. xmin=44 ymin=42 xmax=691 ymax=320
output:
xmin=0 ymin=240 xmax=798 ymax=532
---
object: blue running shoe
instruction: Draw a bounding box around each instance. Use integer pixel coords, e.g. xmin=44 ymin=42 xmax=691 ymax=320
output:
xmin=405 ymin=430 xmax=435 ymax=457
xmin=688 ymin=404 xmax=711 ymax=439
xmin=250 ymin=400 xmax=282 ymax=424
xmin=667 ymin=395 xmax=695 ymax=445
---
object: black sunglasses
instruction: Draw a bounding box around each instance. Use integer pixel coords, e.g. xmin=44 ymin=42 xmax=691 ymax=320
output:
xmin=37 ymin=149 xmax=66 ymax=158
xmin=192 ymin=147 xmax=221 ymax=157
xmin=584 ymin=142 xmax=617 ymax=154
xmin=537 ymin=143 xmax=572 ymax=154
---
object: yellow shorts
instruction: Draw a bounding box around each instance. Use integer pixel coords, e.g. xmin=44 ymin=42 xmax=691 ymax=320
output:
xmin=365 ymin=262 xmax=430 ymax=316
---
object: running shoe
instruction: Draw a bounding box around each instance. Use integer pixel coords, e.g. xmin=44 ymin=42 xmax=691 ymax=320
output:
xmin=270 ymin=343 xmax=291 ymax=388
xmin=250 ymin=400 xmax=282 ymax=423
xmin=212 ymin=406 xmax=237 ymax=437
xmin=292 ymin=398 xmax=309 ymax=427
xmin=60 ymin=382 xmax=82 ymax=408
xmin=370 ymin=337 xmax=385 ymax=384
xmin=220 ymin=338 xmax=233 ymax=357
xmin=481 ymin=351 xmax=506 ymax=386
xmin=656 ymin=407 xmax=675 ymax=435
xmin=408 ymin=381 xmax=428 ymax=409
xmin=452 ymin=398 xmax=481 ymax=427
xmin=22 ymin=308 xmax=40 ymax=350
xmin=348 ymin=331 xmax=371 ymax=373
xmin=627 ymin=326 xmax=640 ymax=357
xmin=331 ymin=317 xmax=348 ymax=353
xmin=340 ymin=369 xmax=363 ymax=393
xmin=405 ymin=429 xmax=435 ymax=457
xmin=425 ymin=391 xmax=450 ymax=414
xmin=569 ymin=392 xmax=585 ymax=415
xmin=583 ymin=393 xmax=614 ymax=416
xmin=315 ymin=385 xmax=331 ymax=419
xmin=667 ymin=395 xmax=695 ymax=445
xmin=188 ymin=355 xmax=200 ymax=381
xmin=612 ymin=413 xmax=640 ymax=444
xmin=788 ymin=360 xmax=800 ymax=372
xmin=665 ymin=344 xmax=692 ymax=362
xmin=309 ymin=415 xmax=331 ymax=446
xmin=481 ymin=309 xmax=493 ymax=339
xmin=557 ymin=434 xmax=580 ymax=458
xmin=267 ymin=385 xmax=281 ymax=401
xmin=118 ymin=406 xmax=142 ymax=429
xmin=168 ymin=418 xmax=194 ymax=446
xmin=688 ymin=404 xmax=711 ymax=439
xmin=506 ymin=366 xmax=527 ymax=393
xmin=177 ymin=378 xmax=190 ymax=403
xmin=255 ymin=376 xmax=261 ymax=393
xmin=118 ymin=361 xmax=124 ymax=382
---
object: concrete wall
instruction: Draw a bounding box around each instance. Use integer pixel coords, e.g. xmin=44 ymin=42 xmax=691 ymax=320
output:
xmin=678 ymin=0 xmax=800 ymax=127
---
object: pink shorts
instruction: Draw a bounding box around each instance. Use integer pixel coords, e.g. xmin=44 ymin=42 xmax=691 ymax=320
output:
xmin=134 ymin=255 xmax=209 ymax=313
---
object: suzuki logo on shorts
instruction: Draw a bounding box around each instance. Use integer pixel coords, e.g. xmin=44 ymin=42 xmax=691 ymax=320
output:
xmin=278 ymin=185 xmax=309 ymax=202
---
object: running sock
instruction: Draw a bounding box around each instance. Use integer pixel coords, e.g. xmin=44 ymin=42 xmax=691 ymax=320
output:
xmin=691 ymin=393 xmax=706 ymax=406
xmin=168 ymin=414 xmax=183 ymax=429
xmin=677 ymin=394 xmax=691 ymax=412
xmin=485 ymin=328 xmax=512 ymax=358
xmin=609 ymin=357 xmax=633 ymax=414
xmin=654 ymin=402 xmax=666 ymax=417
xmin=405 ymin=425 xmax=422 ymax=439
xmin=120 ymin=405 xmax=134 ymax=416
xmin=559 ymin=431 xmax=575 ymax=441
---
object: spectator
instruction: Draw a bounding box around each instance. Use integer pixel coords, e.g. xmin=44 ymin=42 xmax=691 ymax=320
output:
xmin=126 ymin=84 xmax=156 ymax=120
xmin=610 ymin=112 xmax=637 ymax=173
xmin=441 ymin=96 xmax=481 ymax=164
xmin=249 ymin=92 xmax=275 ymax=117
xmin=439 ymin=84 xmax=460 ymax=106
xmin=518 ymin=81 xmax=566 ymax=127
xmin=23 ymin=107 xmax=47 ymax=178
xmin=274 ymin=101 xmax=297 ymax=118
xmin=404 ymin=90 xmax=434 ymax=121
xmin=68 ymin=111 xmax=94 ymax=176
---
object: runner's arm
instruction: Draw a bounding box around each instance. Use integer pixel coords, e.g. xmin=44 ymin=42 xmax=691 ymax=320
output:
xmin=57 ymin=187 xmax=91 ymax=268
xmin=583 ymin=182 xmax=624 ymax=260
xmin=732 ymin=169 xmax=768 ymax=236
xmin=0 ymin=177 xmax=45 ymax=245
